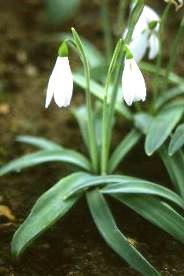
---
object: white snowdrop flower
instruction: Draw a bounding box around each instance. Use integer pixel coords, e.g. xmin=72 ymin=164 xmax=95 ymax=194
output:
xmin=45 ymin=56 xmax=73 ymax=108
xmin=125 ymin=5 xmax=160 ymax=63
xmin=122 ymin=49 xmax=146 ymax=106
xmin=148 ymin=33 xmax=160 ymax=60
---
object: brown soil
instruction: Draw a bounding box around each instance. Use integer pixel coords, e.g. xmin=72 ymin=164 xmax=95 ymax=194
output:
xmin=0 ymin=1 xmax=184 ymax=275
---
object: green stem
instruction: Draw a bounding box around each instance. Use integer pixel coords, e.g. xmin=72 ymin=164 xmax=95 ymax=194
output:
xmin=165 ymin=16 xmax=184 ymax=90
xmin=101 ymin=0 xmax=113 ymax=64
xmin=101 ymin=39 xmax=124 ymax=175
xmin=116 ymin=0 xmax=128 ymax=36
xmin=101 ymin=0 xmax=144 ymax=175
xmin=153 ymin=3 xmax=171 ymax=105
xmin=71 ymin=28 xmax=98 ymax=173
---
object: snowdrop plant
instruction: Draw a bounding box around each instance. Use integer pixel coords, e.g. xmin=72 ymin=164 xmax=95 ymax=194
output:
xmin=1 ymin=1 xmax=184 ymax=276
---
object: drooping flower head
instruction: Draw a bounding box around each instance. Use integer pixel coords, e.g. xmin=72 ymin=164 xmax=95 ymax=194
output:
xmin=45 ymin=42 xmax=73 ymax=108
xmin=124 ymin=4 xmax=160 ymax=63
xmin=122 ymin=46 xmax=146 ymax=106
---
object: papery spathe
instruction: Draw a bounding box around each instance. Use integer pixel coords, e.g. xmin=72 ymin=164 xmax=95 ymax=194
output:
xmin=122 ymin=57 xmax=146 ymax=106
xmin=45 ymin=56 xmax=73 ymax=108
xmin=164 ymin=0 xmax=183 ymax=11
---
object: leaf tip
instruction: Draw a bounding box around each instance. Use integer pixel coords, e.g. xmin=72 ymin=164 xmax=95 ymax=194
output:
xmin=145 ymin=145 xmax=153 ymax=156
xmin=168 ymin=151 xmax=173 ymax=156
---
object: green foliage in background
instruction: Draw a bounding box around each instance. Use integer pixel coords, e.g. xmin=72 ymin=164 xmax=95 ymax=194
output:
xmin=45 ymin=0 xmax=80 ymax=24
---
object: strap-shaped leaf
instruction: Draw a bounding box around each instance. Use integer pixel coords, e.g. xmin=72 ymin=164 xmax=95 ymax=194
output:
xmin=101 ymin=181 xmax=184 ymax=209
xmin=155 ymin=85 xmax=184 ymax=110
xmin=0 ymin=149 xmax=91 ymax=176
xmin=169 ymin=124 xmax=184 ymax=155
xmin=73 ymin=105 xmax=103 ymax=153
xmin=134 ymin=114 xmax=184 ymax=198
xmin=109 ymin=129 xmax=141 ymax=173
xmin=87 ymin=190 xmax=159 ymax=276
xmin=73 ymin=73 xmax=132 ymax=120
xmin=140 ymin=62 xmax=183 ymax=85
xmin=60 ymin=33 xmax=104 ymax=68
xmin=160 ymin=99 xmax=184 ymax=111
xmin=63 ymin=174 xmax=131 ymax=198
xmin=72 ymin=106 xmax=89 ymax=151
xmin=134 ymin=113 xmax=153 ymax=135
xmin=11 ymin=172 xmax=87 ymax=257
xmin=16 ymin=135 xmax=62 ymax=150
xmin=145 ymin=107 xmax=183 ymax=155
xmin=114 ymin=194 xmax=184 ymax=244
xmin=159 ymin=146 xmax=184 ymax=198
xmin=64 ymin=174 xmax=184 ymax=209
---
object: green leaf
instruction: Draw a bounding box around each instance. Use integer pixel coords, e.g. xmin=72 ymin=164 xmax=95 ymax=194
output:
xmin=125 ymin=0 xmax=144 ymax=44
xmin=75 ymin=38 xmax=104 ymax=69
xmin=140 ymin=62 xmax=184 ymax=85
xmin=16 ymin=135 xmax=62 ymax=150
xmin=45 ymin=0 xmax=80 ymax=24
xmin=72 ymin=104 xmax=103 ymax=154
xmin=134 ymin=113 xmax=153 ymax=135
xmin=160 ymin=99 xmax=184 ymax=111
xmin=0 ymin=149 xmax=91 ymax=176
xmin=145 ymin=107 xmax=183 ymax=155
xmin=91 ymin=65 xmax=107 ymax=82
xmin=159 ymin=146 xmax=184 ymax=198
xmin=87 ymin=190 xmax=159 ymax=276
xmin=101 ymin=181 xmax=184 ymax=209
xmin=72 ymin=106 xmax=89 ymax=151
xmin=73 ymin=73 xmax=132 ymax=120
xmin=64 ymin=174 xmax=184 ymax=209
xmin=109 ymin=129 xmax=141 ymax=173
xmin=114 ymin=194 xmax=184 ymax=244
xmin=155 ymin=85 xmax=184 ymax=110
xmin=169 ymin=124 xmax=184 ymax=155
xmin=60 ymin=33 xmax=104 ymax=68
xmin=11 ymin=172 xmax=84 ymax=257
xmin=63 ymin=174 xmax=131 ymax=198
xmin=40 ymin=32 xmax=104 ymax=69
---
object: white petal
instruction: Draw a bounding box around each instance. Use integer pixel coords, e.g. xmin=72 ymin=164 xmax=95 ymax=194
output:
xmin=131 ymin=5 xmax=159 ymax=40
xmin=45 ymin=84 xmax=54 ymax=108
xmin=122 ymin=58 xmax=146 ymax=106
xmin=142 ymin=6 xmax=160 ymax=26
xmin=129 ymin=31 xmax=148 ymax=63
xmin=45 ymin=57 xmax=73 ymax=108
xmin=148 ymin=34 xmax=160 ymax=60
xmin=124 ymin=5 xmax=160 ymax=62
xmin=122 ymin=59 xmax=136 ymax=106
xmin=131 ymin=59 xmax=146 ymax=102
xmin=45 ymin=69 xmax=56 ymax=108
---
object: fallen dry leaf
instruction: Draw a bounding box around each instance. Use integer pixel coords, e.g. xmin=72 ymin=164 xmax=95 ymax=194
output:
xmin=0 ymin=222 xmax=15 ymax=230
xmin=128 ymin=237 xmax=138 ymax=247
xmin=0 ymin=205 xmax=16 ymax=222
xmin=0 ymin=103 xmax=10 ymax=115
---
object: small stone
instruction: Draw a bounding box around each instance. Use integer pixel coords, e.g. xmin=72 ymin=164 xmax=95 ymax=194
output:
xmin=0 ymin=104 xmax=10 ymax=115
xmin=25 ymin=64 xmax=38 ymax=77
xmin=16 ymin=50 xmax=28 ymax=64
